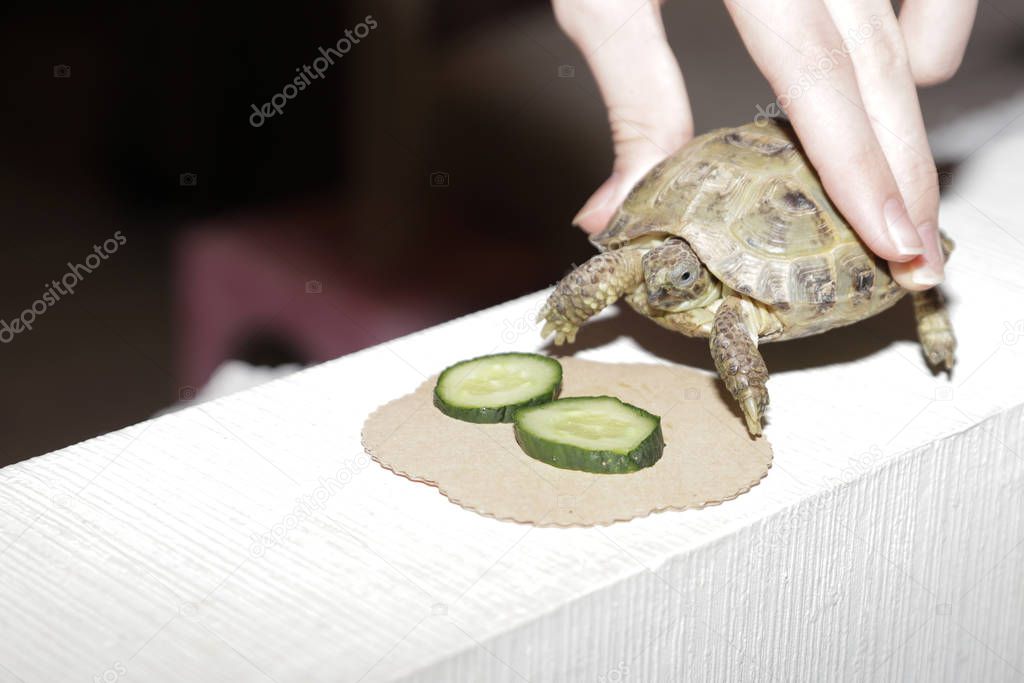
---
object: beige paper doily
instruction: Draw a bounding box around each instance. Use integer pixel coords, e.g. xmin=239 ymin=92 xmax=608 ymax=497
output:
xmin=362 ymin=358 xmax=772 ymax=526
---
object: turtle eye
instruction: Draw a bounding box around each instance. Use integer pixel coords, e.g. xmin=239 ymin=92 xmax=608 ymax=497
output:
xmin=678 ymin=271 xmax=694 ymax=284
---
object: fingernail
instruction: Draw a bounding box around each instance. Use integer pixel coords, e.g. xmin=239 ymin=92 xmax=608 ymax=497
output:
xmin=909 ymin=222 xmax=945 ymax=287
xmin=883 ymin=197 xmax=925 ymax=258
xmin=573 ymin=174 xmax=619 ymax=226
xmin=909 ymin=269 xmax=943 ymax=287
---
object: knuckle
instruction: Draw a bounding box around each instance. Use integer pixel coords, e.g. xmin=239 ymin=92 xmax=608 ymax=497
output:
xmin=797 ymin=41 xmax=854 ymax=79
xmin=607 ymin=105 xmax=691 ymax=159
xmin=853 ymin=20 xmax=911 ymax=77
xmin=609 ymin=113 xmax=657 ymax=146
xmin=902 ymin=164 xmax=940 ymax=216
xmin=773 ymin=39 xmax=856 ymax=104
xmin=891 ymin=150 xmax=939 ymax=192
xmin=911 ymin=161 xmax=940 ymax=194
xmin=911 ymin=54 xmax=963 ymax=86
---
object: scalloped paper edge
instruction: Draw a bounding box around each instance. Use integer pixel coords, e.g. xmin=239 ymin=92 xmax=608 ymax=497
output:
xmin=362 ymin=358 xmax=773 ymax=527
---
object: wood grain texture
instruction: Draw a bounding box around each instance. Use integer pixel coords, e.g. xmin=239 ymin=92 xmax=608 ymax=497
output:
xmin=1 ymin=121 xmax=1023 ymax=681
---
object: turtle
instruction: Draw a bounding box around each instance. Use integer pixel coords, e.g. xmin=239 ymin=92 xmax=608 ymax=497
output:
xmin=538 ymin=119 xmax=956 ymax=437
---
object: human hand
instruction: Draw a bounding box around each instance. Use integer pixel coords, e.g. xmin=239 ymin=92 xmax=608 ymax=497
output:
xmin=553 ymin=0 xmax=977 ymax=290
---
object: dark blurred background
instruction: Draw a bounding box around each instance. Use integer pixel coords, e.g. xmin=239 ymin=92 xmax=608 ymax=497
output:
xmin=1 ymin=1 xmax=1022 ymax=465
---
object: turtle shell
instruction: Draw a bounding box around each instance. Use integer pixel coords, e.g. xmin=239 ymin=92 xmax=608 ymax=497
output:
xmin=592 ymin=120 xmax=890 ymax=310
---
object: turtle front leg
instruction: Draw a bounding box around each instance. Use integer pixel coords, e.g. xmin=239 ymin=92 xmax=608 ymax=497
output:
xmin=710 ymin=296 xmax=770 ymax=437
xmin=537 ymin=249 xmax=644 ymax=345
xmin=913 ymin=288 xmax=956 ymax=370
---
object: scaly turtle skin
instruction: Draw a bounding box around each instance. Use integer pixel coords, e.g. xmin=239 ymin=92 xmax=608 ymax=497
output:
xmin=538 ymin=119 xmax=956 ymax=436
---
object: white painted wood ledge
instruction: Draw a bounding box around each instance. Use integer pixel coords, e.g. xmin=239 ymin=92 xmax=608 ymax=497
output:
xmin=2 ymin=114 xmax=1024 ymax=682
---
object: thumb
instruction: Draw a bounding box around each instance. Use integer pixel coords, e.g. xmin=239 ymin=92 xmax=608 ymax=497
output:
xmin=554 ymin=0 xmax=693 ymax=234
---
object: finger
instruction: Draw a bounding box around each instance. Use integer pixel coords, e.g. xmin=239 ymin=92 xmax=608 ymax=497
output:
xmin=724 ymin=0 xmax=925 ymax=263
xmin=553 ymin=0 xmax=693 ymax=233
xmin=899 ymin=0 xmax=978 ymax=86
xmin=891 ymin=220 xmax=945 ymax=291
xmin=821 ymin=0 xmax=942 ymax=287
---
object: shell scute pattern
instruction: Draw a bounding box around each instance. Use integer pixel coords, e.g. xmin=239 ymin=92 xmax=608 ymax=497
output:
xmin=722 ymin=129 xmax=796 ymax=157
xmin=680 ymin=163 xmax=750 ymax=229
xmin=789 ymin=254 xmax=837 ymax=309
xmin=593 ymin=120 xmax=900 ymax=320
xmin=653 ymin=160 xmax=714 ymax=212
xmin=834 ymin=245 xmax=878 ymax=302
xmin=735 ymin=178 xmax=836 ymax=258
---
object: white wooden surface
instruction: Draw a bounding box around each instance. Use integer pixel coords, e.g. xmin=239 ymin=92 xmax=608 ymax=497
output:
xmin=2 ymin=116 xmax=1024 ymax=682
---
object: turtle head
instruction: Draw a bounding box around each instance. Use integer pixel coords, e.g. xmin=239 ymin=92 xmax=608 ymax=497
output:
xmin=642 ymin=238 xmax=718 ymax=312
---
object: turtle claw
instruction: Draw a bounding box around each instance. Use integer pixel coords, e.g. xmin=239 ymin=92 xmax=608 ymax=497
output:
xmin=536 ymin=248 xmax=644 ymax=346
xmin=741 ymin=394 xmax=764 ymax=437
xmin=711 ymin=297 xmax=770 ymax=438
xmin=550 ymin=326 xmax=578 ymax=346
xmin=539 ymin=318 xmax=578 ymax=345
xmin=927 ymin=349 xmax=955 ymax=372
xmin=913 ymin=289 xmax=956 ymax=374
xmin=537 ymin=301 xmax=580 ymax=345
xmin=922 ymin=332 xmax=957 ymax=373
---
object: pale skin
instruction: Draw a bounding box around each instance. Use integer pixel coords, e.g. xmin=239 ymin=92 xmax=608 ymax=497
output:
xmin=552 ymin=0 xmax=978 ymax=289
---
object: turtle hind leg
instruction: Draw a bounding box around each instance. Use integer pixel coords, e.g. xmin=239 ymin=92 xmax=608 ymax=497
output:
xmin=710 ymin=296 xmax=769 ymax=437
xmin=537 ymin=249 xmax=644 ymax=345
xmin=913 ymin=288 xmax=956 ymax=371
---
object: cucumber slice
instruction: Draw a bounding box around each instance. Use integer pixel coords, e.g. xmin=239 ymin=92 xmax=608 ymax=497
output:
xmin=433 ymin=353 xmax=562 ymax=423
xmin=514 ymin=396 xmax=664 ymax=474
